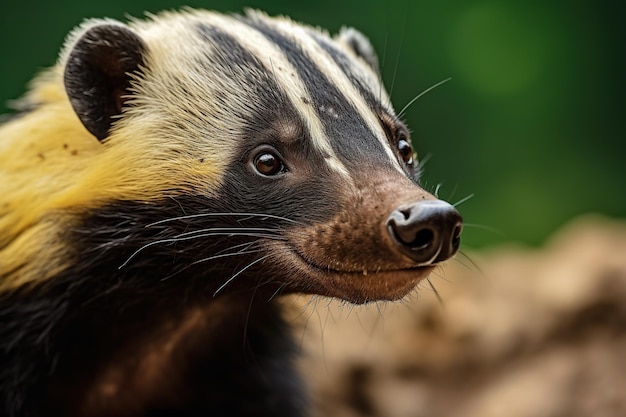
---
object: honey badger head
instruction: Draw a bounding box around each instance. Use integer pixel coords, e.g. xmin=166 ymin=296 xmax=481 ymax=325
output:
xmin=54 ymin=10 xmax=462 ymax=304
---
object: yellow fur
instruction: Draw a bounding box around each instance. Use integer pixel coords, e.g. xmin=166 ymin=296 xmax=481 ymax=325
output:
xmin=0 ymin=11 xmax=245 ymax=290
xmin=0 ymin=9 xmax=388 ymax=291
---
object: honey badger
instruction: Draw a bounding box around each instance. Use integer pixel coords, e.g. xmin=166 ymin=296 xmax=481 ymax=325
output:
xmin=0 ymin=8 xmax=462 ymax=417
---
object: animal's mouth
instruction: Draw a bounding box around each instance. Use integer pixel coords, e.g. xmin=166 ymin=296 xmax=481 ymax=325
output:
xmin=281 ymin=243 xmax=434 ymax=304
xmin=265 ymin=195 xmax=460 ymax=304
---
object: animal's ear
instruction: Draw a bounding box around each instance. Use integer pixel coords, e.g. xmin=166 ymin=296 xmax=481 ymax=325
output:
xmin=63 ymin=22 xmax=147 ymax=141
xmin=335 ymin=27 xmax=380 ymax=77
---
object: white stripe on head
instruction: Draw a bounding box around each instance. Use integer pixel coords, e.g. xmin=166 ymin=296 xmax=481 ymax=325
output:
xmin=193 ymin=12 xmax=352 ymax=180
xmin=257 ymin=15 xmax=405 ymax=175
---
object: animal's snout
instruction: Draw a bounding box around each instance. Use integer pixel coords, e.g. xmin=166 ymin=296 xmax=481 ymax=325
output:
xmin=386 ymin=200 xmax=463 ymax=265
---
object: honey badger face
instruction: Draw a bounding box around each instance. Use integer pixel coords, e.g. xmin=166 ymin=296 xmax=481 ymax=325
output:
xmin=63 ymin=10 xmax=462 ymax=304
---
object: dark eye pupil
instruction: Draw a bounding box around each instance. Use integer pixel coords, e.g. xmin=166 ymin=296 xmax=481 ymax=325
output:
xmin=398 ymin=139 xmax=413 ymax=164
xmin=255 ymin=153 xmax=283 ymax=176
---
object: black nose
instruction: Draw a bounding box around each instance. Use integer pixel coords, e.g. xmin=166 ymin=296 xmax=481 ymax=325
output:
xmin=386 ymin=200 xmax=463 ymax=265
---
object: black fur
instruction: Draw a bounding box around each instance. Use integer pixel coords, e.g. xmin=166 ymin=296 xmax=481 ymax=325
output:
xmin=1 ymin=13 xmax=429 ymax=417
xmin=64 ymin=24 xmax=147 ymax=141
xmin=313 ymin=34 xmax=385 ymax=113
xmin=239 ymin=17 xmax=398 ymax=169
xmin=0 ymin=145 xmax=349 ymax=415
xmin=195 ymin=23 xmax=300 ymax=130
xmin=2 ymin=281 xmax=305 ymax=417
xmin=1 ymin=202 xmax=303 ymax=416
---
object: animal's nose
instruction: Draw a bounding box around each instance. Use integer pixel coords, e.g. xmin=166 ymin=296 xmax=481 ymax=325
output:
xmin=386 ymin=200 xmax=463 ymax=265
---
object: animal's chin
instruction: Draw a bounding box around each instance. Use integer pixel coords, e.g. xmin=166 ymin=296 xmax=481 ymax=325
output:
xmin=278 ymin=244 xmax=434 ymax=304
xmin=318 ymin=266 xmax=434 ymax=305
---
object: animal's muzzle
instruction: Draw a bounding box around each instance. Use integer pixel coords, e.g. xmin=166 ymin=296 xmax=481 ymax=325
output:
xmin=386 ymin=200 xmax=463 ymax=265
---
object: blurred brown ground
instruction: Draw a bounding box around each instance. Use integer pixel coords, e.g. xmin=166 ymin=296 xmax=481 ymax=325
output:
xmin=289 ymin=215 xmax=626 ymax=417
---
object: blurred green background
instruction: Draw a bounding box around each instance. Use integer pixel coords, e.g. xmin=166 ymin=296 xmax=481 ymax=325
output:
xmin=1 ymin=1 xmax=624 ymax=249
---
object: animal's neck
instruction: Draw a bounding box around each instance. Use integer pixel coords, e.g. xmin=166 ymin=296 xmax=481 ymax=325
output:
xmin=0 ymin=272 xmax=304 ymax=416
xmin=7 ymin=283 xmax=305 ymax=417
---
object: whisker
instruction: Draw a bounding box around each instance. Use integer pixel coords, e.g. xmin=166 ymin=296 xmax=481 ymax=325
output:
xmin=159 ymin=242 xmax=266 ymax=282
xmin=146 ymin=212 xmax=300 ymax=228
xmin=462 ymin=223 xmax=504 ymax=236
xmin=398 ymin=77 xmax=452 ymax=118
xmin=426 ymin=278 xmax=445 ymax=308
xmin=268 ymin=281 xmax=290 ymax=302
xmin=212 ymin=240 xmax=262 ymax=257
xmin=430 ymin=264 xmax=453 ymax=284
xmin=189 ymin=248 xmax=265 ymax=268
xmin=387 ymin=21 xmax=405 ymax=103
xmin=173 ymin=226 xmax=285 ymax=239
xmin=414 ymin=152 xmax=431 ymax=183
xmin=452 ymin=193 xmax=475 ymax=207
xmin=378 ymin=29 xmax=389 ymax=108
xmin=297 ymin=295 xmax=320 ymax=351
xmin=213 ymin=254 xmax=273 ymax=297
xmin=415 ymin=152 xmax=431 ymax=171
xmin=446 ymin=183 xmax=458 ymax=203
xmin=375 ymin=302 xmax=386 ymax=321
xmin=243 ymin=279 xmax=262 ymax=347
xmin=286 ymin=296 xmax=321 ymax=360
xmin=318 ymin=303 xmax=330 ymax=373
xmin=434 ymin=183 xmax=443 ymax=198
xmin=169 ymin=196 xmax=187 ymax=216
xmin=452 ymin=255 xmax=474 ymax=272
xmin=456 ymin=250 xmax=488 ymax=281
xmin=119 ymin=232 xmax=286 ymax=270
xmin=296 ymin=295 xmax=320 ymax=322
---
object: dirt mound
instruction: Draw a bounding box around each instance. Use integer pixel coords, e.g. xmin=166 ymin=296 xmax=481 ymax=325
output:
xmin=292 ymin=215 xmax=626 ymax=417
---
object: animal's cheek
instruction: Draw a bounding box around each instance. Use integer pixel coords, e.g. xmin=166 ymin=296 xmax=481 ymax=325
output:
xmin=284 ymin=175 xmax=439 ymax=273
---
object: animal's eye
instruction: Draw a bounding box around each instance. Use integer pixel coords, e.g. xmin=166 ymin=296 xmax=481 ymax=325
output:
xmin=398 ymin=138 xmax=414 ymax=165
xmin=254 ymin=152 xmax=286 ymax=176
